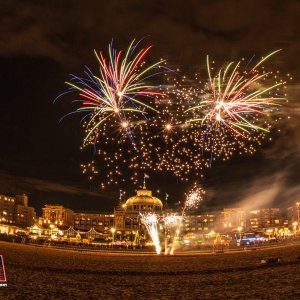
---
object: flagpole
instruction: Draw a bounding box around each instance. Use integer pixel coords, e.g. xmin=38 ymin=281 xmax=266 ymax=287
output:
xmin=143 ymin=174 xmax=149 ymax=189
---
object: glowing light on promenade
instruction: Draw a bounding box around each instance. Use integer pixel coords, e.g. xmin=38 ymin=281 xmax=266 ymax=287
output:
xmin=163 ymin=213 xmax=182 ymax=255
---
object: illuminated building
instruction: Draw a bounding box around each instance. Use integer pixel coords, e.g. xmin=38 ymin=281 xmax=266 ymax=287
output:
xmin=248 ymin=210 xmax=260 ymax=230
xmin=73 ymin=212 xmax=114 ymax=232
xmin=42 ymin=205 xmax=74 ymax=227
xmin=109 ymin=182 xmax=163 ymax=243
xmin=248 ymin=208 xmax=282 ymax=230
xmin=35 ymin=186 xmax=289 ymax=241
xmin=0 ymin=195 xmax=15 ymax=225
xmin=0 ymin=193 xmax=36 ymax=227
xmin=182 ymin=214 xmax=216 ymax=234
xmin=220 ymin=208 xmax=247 ymax=231
xmin=114 ymin=184 xmax=163 ymax=241
xmin=260 ymin=208 xmax=282 ymax=227
xmin=14 ymin=194 xmax=36 ymax=227
xmin=287 ymin=201 xmax=300 ymax=228
xmin=41 ymin=204 xmax=114 ymax=236
xmin=41 ymin=205 xmax=114 ymax=236
xmin=287 ymin=201 xmax=300 ymax=223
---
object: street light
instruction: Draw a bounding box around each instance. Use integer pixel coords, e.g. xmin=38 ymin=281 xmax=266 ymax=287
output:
xmin=292 ymin=222 xmax=298 ymax=234
xmin=237 ymin=226 xmax=242 ymax=243
xmin=49 ymin=224 xmax=54 ymax=235
xmin=110 ymin=228 xmax=116 ymax=242
xmin=296 ymin=202 xmax=300 ymax=225
xmin=49 ymin=224 xmax=55 ymax=242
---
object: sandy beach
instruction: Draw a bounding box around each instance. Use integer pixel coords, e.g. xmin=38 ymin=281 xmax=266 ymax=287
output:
xmin=1 ymin=241 xmax=300 ymax=299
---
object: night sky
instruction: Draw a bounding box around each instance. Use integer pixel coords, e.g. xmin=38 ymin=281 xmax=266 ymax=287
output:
xmin=1 ymin=0 xmax=300 ymax=214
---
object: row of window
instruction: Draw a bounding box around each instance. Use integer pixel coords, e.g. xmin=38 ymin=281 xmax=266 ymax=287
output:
xmin=122 ymin=224 xmax=211 ymax=231
xmin=0 ymin=219 xmax=14 ymax=223
xmin=184 ymin=219 xmax=214 ymax=224
xmin=127 ymin=205 xmax=162 ymax=211
xmin=0 ymin=196 xmax=15 ymax=202
xmin=74 ymin=220 xmax=113 ymax=226
xmin=181 ymin=227 xmax=211 ymax=231
xmin=125 ymin=224 xmax=138 ymax=229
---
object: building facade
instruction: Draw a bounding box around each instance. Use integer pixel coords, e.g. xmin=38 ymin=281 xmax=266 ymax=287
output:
xmin=260 ymin=208 xmax=282 ymax=228
xmin=41 ymin=205 xmax=114 ymax=236
xmin=247 ymin=208 xmax=282 ymax=230
xmin=35 ymin=188 xmax=292 ymax=241
xmin=42 ymin=205 xmax=74 ymax=227
xmin=73 ymin=212 xmax=114 ymax=232
xmin=0 ymin=194 xmax=15 ymax=225
xmin=287 ymin=201 xmax=300 ymax=225
xmin=114 ymin=187 xmax=163 ymax=238
xmin=181 ymin=213 xmax=216 ymax=234
xmin=0 ymin=193 xmax=36 ymax=227
xmin=220 ymin=208 xmax=247 ymax=231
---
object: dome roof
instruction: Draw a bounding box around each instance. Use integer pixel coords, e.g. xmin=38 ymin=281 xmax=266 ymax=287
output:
xmin=125 ymin=188 xmax=163 ymax=208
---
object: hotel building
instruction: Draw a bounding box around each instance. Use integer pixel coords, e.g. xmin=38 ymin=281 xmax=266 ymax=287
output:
xmin=287 ymin=201 xmax=300 ymax=225
xmin=0 ymin=193 xmax=36 ymax=228
xmin=42 ymin=205 xmax=74 ymax=227
xmin=247 ymin=208 xmax=282 ymax=230
xmin=73 ymin=212 xmax=114 ymax=232
xmin=1 ymin=184 xmax=297 ymax=243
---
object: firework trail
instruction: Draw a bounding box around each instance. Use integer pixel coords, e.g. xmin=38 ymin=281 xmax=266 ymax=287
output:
xmin=140 ymin=213 xmax=161 ymax=255
xmin=170 ymin=184 xmax=205 ymax=254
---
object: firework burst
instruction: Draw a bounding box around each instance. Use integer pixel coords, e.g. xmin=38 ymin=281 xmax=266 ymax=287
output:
xmin=163 ymin=214 xmax=182 ymax=227
xmin=184 ymin=183 xmax=205 ymax=210
xmin=58 ymin=44 xmax=288 ymax=186
xmin=133 ymin=77 xmax=210 ymax=181
xmin=185 ymin=50 xmax=286 ymax=162
xmin=58 ymin=39 xmax=168 ymax=186
xmin=66 ymin=39 xmax=164 ymax=145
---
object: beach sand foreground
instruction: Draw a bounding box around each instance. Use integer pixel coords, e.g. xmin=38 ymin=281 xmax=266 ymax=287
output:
xmin=1 ymin=241 xmax=300 ymax=299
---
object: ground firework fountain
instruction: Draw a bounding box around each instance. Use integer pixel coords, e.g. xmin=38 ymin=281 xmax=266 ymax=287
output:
xmin=139 ymin=213 xmax=161 ymax=255
xmin=139 ymin=185 xmax=205 ymax=255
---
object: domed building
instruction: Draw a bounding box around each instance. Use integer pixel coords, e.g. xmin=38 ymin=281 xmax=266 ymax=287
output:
xmin=114 ymin=184 xmax=163 ymax=240
xmin=125 ymin=188 xmax=163 ymax=213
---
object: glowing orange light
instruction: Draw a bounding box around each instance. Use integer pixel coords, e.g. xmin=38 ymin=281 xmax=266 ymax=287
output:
xmin=165 ymin=124 xmax=172 ymax=130
xmin=121 ymin=121 xmax=129 ymax=128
